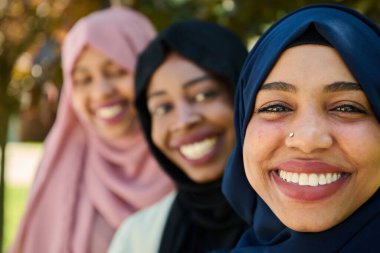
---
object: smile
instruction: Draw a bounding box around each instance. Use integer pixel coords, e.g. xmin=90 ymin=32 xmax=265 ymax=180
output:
xmin=277 ymin=170 xmax=343 ymax=186
xmin=96 ymin=104 xmax=123 ymax=119
xmin=179 ymin=137 xmax=217 ymax=160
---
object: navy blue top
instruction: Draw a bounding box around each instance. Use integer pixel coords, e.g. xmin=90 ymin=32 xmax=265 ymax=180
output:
xmin=222 ymin=4 xmax=380 ymax=253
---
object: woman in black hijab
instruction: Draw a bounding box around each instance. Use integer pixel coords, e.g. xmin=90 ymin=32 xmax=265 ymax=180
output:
xmin=109 ymin=20 xmax=248 ymax=253
xmin=220 ymin=3 xmax=380 ymax=253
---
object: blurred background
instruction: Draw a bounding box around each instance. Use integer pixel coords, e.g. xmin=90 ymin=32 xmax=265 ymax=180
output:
xmin=0 ymin=0 xmax=379 ymax=251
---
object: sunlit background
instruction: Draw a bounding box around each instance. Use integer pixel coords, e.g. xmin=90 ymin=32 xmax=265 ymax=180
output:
xmin=1 ymin=0 xmax=379 ymax=251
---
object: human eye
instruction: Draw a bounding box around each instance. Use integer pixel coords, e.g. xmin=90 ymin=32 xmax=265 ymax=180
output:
xmin=72 ymin=68 xmax=92 ymax=87
xmin=193 ymin=90 xmax=218 ymax=102
xmin=150 ymin=104 xmax=173 ymax=117
xmin=331 ymin=103 xmax=367 ymax=115
xmin=257 ymin=103 xmax=292 ymax=113
xmin=73 ymin=76 xmax=92 ymax=87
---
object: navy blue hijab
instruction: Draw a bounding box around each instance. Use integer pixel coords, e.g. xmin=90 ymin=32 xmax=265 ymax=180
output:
xmin=222 ymin=4 xmax=380 ymax=253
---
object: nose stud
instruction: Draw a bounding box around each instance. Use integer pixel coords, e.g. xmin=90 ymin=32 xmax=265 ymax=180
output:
xmin=289 ymin=132 xmax=294 ymax=138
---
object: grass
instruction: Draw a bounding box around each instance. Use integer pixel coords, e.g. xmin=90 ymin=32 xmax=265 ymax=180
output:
xmin=2 ymin=184 xmax=29 ymax=253
xmin=1 ymin=142 xmax=42 ymax=252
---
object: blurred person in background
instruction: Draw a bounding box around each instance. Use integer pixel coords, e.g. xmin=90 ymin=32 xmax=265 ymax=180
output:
xmin=9 ymin=6 xmax=173 ymax=253
xmin=109 ymin=20 xmax=249 ymax=253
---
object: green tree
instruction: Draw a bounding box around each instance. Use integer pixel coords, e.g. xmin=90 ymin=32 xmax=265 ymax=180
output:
xmin=123 ymin=0 xmax=380 ymax=43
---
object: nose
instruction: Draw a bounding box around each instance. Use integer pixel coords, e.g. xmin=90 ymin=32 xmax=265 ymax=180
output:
xmin=92 ymin=77 xmax=115 ymax=100
xmin=170 ymin=101 xmax=202 ymax=132
xmin=285 ymin=109 xmax=333 ymax=153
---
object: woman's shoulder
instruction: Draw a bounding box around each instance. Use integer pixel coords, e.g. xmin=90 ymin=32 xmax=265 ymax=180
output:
xmin=108 ymin=191 xmax=177 ymax=253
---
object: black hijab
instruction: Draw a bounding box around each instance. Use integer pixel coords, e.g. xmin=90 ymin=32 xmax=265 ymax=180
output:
xmin=222 ymin=4 xmax=380 ymax=253
xmin=135 ymin=20 xmax=248 ymax=252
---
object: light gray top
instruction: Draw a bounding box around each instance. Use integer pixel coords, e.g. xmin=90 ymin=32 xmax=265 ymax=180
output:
xmin=108 ymin=191 xmax=176 ymax=253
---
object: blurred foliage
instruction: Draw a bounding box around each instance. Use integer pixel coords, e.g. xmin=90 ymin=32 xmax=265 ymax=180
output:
xmin=124 ymin=0 xmax=380 ymax=44
xmin=0 ymin=0 xmax=104 ymax=109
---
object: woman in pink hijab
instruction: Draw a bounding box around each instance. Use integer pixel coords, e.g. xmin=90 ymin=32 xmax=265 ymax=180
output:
xmin=9 ymin=6 xmax=173 ymax=253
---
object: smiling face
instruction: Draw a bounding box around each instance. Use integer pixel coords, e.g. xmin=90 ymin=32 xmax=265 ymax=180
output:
xmin=243 ymin=45 xmax=380 ymax=232
xmin=71 ymin=46 xmax=138 ymax=140
xmin=147 ymin=52 xmax=234 ymax=183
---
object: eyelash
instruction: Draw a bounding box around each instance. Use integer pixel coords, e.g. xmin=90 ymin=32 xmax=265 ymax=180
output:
xmin=257 ymin=103 xmax=367 ymax=115
xmin=73 ymin=77 xmax=92 ymax=86
xmin=257 ymin=103 xmax=292 ymax=113
xmin=332 ymin=104 xmax=366 ymax=114
xmin=153 ymin=104 xmax=173 ymax=116
xmin=105 ymin=68 xmax=127 ymax=78
xmin=151 ymin=90 xmax=219 ymax=117
xmin=193 ymin=90 xmax=218 ymax=102
xmin=73 ymin=68 xmax=126 ymax=87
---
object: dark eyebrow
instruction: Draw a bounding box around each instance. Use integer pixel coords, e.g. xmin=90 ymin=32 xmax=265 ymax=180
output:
xmin=72 ymin=66 xmax=86 ymax=75
xmin=147 ymin=75 xmax=211 ymax=99
xmin=260 ymin=81 xmax=297 ymax=93
xmin=103 ymin=59 xmax=121 ymax=68
xmin=147 ymin=90 xmax=165 ymax=100
xmin=182 ymin=75 xmax=211 ymax=88
xmin=324 ymin=81 xmax=362 ymax=92
xmin=260 ymin=81 xmax=362 ymax=94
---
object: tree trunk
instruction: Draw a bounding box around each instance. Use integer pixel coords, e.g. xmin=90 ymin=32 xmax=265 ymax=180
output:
xmin=0 ymin=108 xmax=8 ymax=251
xmin=0 ymin=70 xmax=11 ymax=251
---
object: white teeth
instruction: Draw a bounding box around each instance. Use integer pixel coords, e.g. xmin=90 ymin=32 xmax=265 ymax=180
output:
xmin=299 ymin=173 xmax=308 ymax=186
xmin=179 ymin=137 xmax=217 ymax=160
xmin=96 ymin=105 xmax=123 ymax=119
xmin=319 ymin=174 xmax=327 ymax=185
xmin=326 ymin=173 xmax=332 ymax=184
xmin=309 ymin=174 xmax=319 ymax=186
xmin=291 ymin=173 xmax=299 ymax=183
xmin=278 ymin=170 xmax=343 ymax=186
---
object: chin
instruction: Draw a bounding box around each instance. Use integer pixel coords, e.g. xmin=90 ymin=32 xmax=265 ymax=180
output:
xmin=189 ymin=172 xmax=223 ymax=184
xmin=282 ymin=218 xmax=337 ymax=233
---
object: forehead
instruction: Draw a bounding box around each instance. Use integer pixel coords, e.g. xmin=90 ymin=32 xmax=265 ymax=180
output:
xmin=147 ymin=52 xmax=207 ymax=94
xmin=75 ymin=46 xmax=107 ymax=64
xmin=264 ymin=44 xmax=356 ymax=86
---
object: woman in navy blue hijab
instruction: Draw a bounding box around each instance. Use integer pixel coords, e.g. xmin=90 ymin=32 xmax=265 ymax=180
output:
xmin=222 ymin=4 xmax=380 ymax=252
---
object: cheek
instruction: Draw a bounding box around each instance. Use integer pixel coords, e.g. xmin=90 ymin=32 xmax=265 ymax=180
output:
xmin=331 ymin=123 xmax=380 ymax=201
xmin=243 ymin=118 xmax=285 ymax=188
xmin=151 ymin=123 xmax=161 ymax=147
xmin=334 ymin=123 xmax=380 ymax=168
xmin=221 ymin=106 xmax=234 ymax=137
xmin=71 ymin=91 xmax=88 ymax=119
xmin=243 ymin=118 xmax=283 ymax=163
xmin=243 ymin=120 xmax=267 ymax=186
xmin=117 ymin=78 xmax=135 ymax=101
xmin=208 ymin=101 xmax=234 ymax=127
xmin=151 ymin=119 xmax=167 ymax=151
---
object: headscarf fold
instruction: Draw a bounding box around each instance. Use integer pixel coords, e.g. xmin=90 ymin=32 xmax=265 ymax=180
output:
xmin=135 ymin=20 xmax=249 ymax=252
xmin=10 ymin=7 xmax=173 ymax=253
xmin=222 ymin=4 xmax=380 ymax=252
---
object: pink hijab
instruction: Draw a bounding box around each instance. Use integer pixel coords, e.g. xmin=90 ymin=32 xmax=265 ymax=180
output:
xmin=10 ymin=6 xmax=173 ymax=253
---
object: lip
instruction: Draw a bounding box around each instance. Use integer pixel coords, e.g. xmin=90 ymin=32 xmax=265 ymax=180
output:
xmin=92 ymin=98 xmax=126 ymax=110
xmin=92 ymin=99 xmax=130 ymax=124
xmin=272 ymin=159 xmax=350 ymax=201
xmin=171 ymin=130 xmax=223 ymax=166
xmin=274 ymin=160 xmax=347 ymax=174
xmin=171 ymin=128 xmax=220 ymax=147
